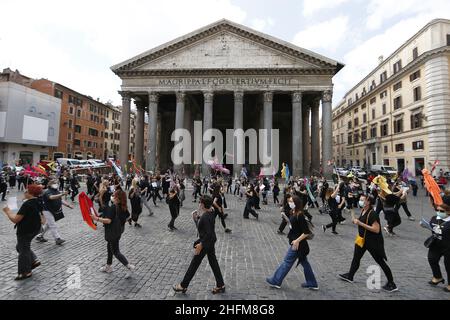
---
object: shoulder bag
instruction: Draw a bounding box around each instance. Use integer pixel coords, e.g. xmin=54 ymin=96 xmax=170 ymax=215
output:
xmin=355 ymin=210 xmax=371 ymax=248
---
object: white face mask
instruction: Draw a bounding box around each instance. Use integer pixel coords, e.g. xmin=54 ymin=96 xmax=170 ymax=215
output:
xmin=436 ymin=211 xmax=448 ymax=219
xmin=51 ymin=184 xmax=58 ymax=189
xmin=359 ymin=200 xmax=365 ymax=208
xmin=288 ymin=202 xmax=296 ymax=209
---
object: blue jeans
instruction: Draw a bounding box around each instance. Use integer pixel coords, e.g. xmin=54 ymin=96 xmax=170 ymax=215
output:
xmin=268 ymin=246 xmax=318 ymax=287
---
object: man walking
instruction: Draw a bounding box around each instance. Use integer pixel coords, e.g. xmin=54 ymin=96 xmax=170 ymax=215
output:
xmin=173 ymin=195 xmax=225 ymax=294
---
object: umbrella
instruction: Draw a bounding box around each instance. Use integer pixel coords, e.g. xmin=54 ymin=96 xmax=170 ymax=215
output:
xmin=78 ymin=192 xmax=97 ymax=230
xmin=422 ymin=168 xmax=443 ymax=206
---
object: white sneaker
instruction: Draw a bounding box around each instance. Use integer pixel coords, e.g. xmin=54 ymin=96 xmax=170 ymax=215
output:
xmin=408 ymin=216 xmax=415 ymax=221
xmin=125 ymin=264 xmax=135 ymax=279
xmin=100 ymin=265 xmax=113 ymax=273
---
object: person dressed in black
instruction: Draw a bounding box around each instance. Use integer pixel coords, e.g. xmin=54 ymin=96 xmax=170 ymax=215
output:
xmin=150 ymin=176 xmax=163 ymax=206
xmin=319 ymin=178 xmax=329 ymax=206
xmin=3 ymin=184 xmax=44 ymax=280
xmin=91 ymin=189 xmax=135 ymax=277
xmin=426 ymin=195 xmax=450 ymax=292
xmin=243 ymin=184 xmax=258 ymax=220
xmin=226 ymin=176 xmax=233 ymax=194
xmin=321 ymin=187 xmax=341 ymax=235
xmin=273 ymin=182 xmax=280 ymax=204
xmin=339 ymin=194 xmax=398 ymax=292
xmin=86 ymin=173 xmax=95 ymax=196
xmin=128 ymin=179 xmax=143 ymax=228
xmin=192 ymin=176 xmax=202 ymax=202
xmin=125 ymin=174 xmax=133 ymax=191
xmin=8 ymin=168 xmax=16 ymax=189
xmin=277 ymin=188 xmax=292 ymax=234
xmin=167 ymin=186 xmax=180 ymax=231
xmin=173 ymin=195 xmax=225 ymax=294
xmin=70 ymin=173 xmax=80 ymax=202
xmin=267 ymin=195 xmax=318 ymax=290
xmin=379 ymin=187 xmax=402 ymax=236
xmin=0 ymin=172 xmax=8 ymax=201
xmin=212 ymin=185 xmax=231 ymax=233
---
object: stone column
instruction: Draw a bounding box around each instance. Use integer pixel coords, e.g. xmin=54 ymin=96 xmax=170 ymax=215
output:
xmin=156 ymin=113 xmax=162 ymax=171
xmin=292 ymin=91 xmax=303 ymax=177
xmin=302 ymin=104 xmax=310 ymax=176
xmin=119 ymin=91 xmax=131 ymax=173
xmin=311 ymin=98 xmax=321 ymax=175
xmin=322 ymin=89 xmax=333 ymax=180
xmin=202 ymin=91 xmax=213 ymax=176
xmin=146 ymin=92 xmax=158 ymax=172
xmin=173 ymin=92 xmax=186 ymax=174
xmin=233 ymin=91 xmax=244 ymax=178
xmin=134 ymin=101 xmax=145 ymax=167
xmin=263 ymin=92 xmax=273 ymax=170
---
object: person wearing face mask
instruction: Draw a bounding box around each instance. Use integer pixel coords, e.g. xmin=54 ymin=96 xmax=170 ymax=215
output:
xmin=3 ymin=185 xmax=45 ymax=280
xmin=173 ymin=195 xmax=225 ymax=294
xmin=267 ymin=195 xmax=318 ymax=290
xmin=91 ymin=189 xmax=135 ymax=277
xmin=425 ymin=195 xmax=450 ymax=292
xmin=338 ymin=194 xmax=398 ymax=293
xmin=35 ymin=180 xmax=73 ymax=245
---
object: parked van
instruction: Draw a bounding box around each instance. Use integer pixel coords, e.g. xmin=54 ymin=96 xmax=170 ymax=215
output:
xmin=56 ymin=158 xmax=82 ymax=168
xmin=371 ymin=165 xmax=397 ymax=176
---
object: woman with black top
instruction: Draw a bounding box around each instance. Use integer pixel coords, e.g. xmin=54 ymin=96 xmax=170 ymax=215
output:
xmin=273 ymin=182 xmax=280 ymax=204
xmin=277 ymin=188 xmax=292 ymax=235
xmin=212 ymin=185 xmax=232 ymax=233
xmin=167 ymin=186 xmax=180 ymax=231
xmin=243 ymin=184 xmax=258 ymax=220
xmin=338 ymin=194 xmax=398 ymax=292
xmin=9 ymin=169 xmax=16 ymax=189
xmin=267 ymin=195 xmax=318 ymax=290
xmin=321 ymin=187 xmax=341 ymax=235
xmin=426 ymin=196 xmax=450 ymax=292
xmin=70 ymin=173 xmax=80 ymax=202
xmin=319 ymin=178 xmax=329 ymax=206
xmin=128 ymin=179 xmax=143 ymax=228
xmin=3 ymin=184 xmax=44 ymax=280
xmin=91 ymin=189 xmax=134 ymax=277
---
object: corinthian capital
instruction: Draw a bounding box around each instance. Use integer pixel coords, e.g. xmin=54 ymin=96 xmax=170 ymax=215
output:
xmin=176 ymin=92 xmax=186 ymax=103
xmin=119 ymin=91 xmax=132 ymax=102
xmin=234 ymin=91 xmax=244 ymax=103
xmin=203 ymin=91 xmax=214 ymax=104
xmin=148 ymin=92 xmax=159 ymax=104
xmin=292 ymin=91 xmax=302 ymax=103
xmin=263 ymin=91 xmax=273 ymax=103
xmin=322 ymin=90 xmax=333 ymax=103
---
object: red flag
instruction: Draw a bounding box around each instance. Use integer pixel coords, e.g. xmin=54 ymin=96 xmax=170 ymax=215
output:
xmin=78 ymin=192 xmax=97 ymax=230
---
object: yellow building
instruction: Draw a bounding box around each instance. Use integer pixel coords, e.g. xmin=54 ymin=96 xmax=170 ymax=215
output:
xmin=332 ymin=19 xmax=450 ymax=176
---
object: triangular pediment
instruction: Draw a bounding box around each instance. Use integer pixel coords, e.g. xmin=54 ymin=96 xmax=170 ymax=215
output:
xmin=135 ymin=31 xmax=317 ymax=70
xmin=112 ymin=19 xmax=344 ymax=75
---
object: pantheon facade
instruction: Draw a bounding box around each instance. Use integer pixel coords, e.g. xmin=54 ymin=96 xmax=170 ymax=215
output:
xmin=112 ymin=19 xmax=343 ymax=178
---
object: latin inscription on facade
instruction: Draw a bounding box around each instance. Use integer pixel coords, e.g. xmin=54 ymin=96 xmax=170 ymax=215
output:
xmin=159 ymin=78 xmax=292 ymax=87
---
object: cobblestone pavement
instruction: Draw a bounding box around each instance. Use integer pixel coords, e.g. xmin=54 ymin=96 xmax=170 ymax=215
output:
xmin=0 ymin=184 xmax=446 ymax=300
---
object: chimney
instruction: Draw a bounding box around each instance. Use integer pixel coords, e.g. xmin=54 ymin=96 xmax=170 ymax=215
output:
xmin=378 ymin=55 xmax=384 ymax=65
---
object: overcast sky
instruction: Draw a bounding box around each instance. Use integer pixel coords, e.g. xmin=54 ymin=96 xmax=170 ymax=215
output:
xmin=1 ymin=0 xmax=449 ymax=108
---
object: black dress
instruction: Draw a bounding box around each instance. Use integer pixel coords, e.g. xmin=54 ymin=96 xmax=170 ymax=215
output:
xmin=129 ymin=187 xmax=142 ymax=222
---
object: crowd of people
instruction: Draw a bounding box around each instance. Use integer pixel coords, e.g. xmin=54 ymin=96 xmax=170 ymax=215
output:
xmin=1 ymin=164 xmax=449 ymax=295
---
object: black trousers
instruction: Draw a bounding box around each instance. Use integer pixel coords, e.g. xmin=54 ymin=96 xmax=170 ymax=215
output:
xmin=385 ymin=211 xmax=401 ymax=232
xmin=0 ymin=183 xmax=7 ymax=200
xmin=325 ymin=213 xmax=339 ymax=232
xmin=216 ymin=211 xmax=227 ymax=229
xmin=428 ymin=246 xmax=450 ymax=284
xmin=227 ymin=184 xmax=232 ymax=193
xmin=16 ymin=233 xmax=39 ymax=275
xmin=181 ymin=246 xmax=224 ymax=289
xmin=243 ymin=203 xmax=258 ymax=218
xmin=169 ymin=205 xmax=179 ymax=228
xmin=278 ymin=219 xmax=288 ymax=232
xmin=234 ymin=186 xmax=239 ymax=196
xmin=348 ymin=244 xmax=394 ymax=283
xmin=193 ymin=188 xmax=201 ymax=201
xmin=106 ymin=238 xmax=128 ymax=266
xmin=274 ymin=194 xmax=279 ymax=204
xmin=395 ymin=202 xmax=412 ymax=217
xmin=71 ymin=187 xmax=79 ymax=201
